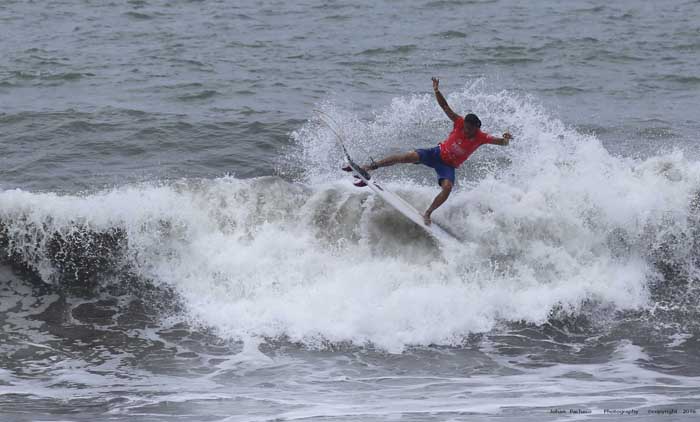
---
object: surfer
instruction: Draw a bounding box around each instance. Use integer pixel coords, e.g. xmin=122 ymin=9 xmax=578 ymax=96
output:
xmin=356 ymin=78 xmax=512 ymax=225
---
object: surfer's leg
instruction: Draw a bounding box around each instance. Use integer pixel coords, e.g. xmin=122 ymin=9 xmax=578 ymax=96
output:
xmin=362 ymin=151 xmax=419 ymax=171
xmin=424 ymin=178 xmax=453 ymax=226
xmin=422 ymin=158 xmax=455 ymax=225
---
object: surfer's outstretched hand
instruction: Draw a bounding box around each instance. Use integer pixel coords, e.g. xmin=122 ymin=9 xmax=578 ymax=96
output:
xmin=423 ymin=211 xmax=432 ymax=226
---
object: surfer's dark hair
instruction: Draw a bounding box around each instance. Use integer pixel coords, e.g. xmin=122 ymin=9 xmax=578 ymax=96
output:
xmin=464 ymin=113 xmax=481 ymax=128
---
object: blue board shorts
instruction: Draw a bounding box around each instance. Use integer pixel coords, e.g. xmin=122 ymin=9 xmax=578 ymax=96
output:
xmin=415 ymin=146 xmax=455 ymax=186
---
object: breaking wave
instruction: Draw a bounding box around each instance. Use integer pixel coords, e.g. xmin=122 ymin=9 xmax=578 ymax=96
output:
xmin=2 ymin=82 xmax=700 ymax=352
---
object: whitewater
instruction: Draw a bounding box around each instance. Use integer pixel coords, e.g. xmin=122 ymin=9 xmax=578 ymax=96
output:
xmin=2 ymin=85 xmax=698 ymax=357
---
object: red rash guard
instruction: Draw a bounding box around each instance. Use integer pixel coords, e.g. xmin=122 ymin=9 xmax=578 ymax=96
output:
xmin=438 ymin=117 xmax=496 ymax=168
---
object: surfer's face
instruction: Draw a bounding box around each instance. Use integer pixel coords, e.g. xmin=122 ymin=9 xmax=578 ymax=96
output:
xmin=463 ymin=121 xmax=478 ymax=138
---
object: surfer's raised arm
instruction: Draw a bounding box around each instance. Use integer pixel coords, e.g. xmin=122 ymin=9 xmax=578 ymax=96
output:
xmin=432 ymin=77 xmax=458 ymax=122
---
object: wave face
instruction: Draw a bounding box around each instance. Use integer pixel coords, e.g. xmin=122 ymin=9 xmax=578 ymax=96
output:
xmin=2 ymin=85 xmax=700 ymax=352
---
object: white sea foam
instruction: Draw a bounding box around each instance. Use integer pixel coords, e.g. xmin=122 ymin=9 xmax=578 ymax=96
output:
xmin=1 ymin=85 xmax=698 ymax=352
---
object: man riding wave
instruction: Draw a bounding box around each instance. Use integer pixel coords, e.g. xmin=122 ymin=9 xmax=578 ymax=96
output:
xmin=352 ymin=78 xmax=513 ymax=225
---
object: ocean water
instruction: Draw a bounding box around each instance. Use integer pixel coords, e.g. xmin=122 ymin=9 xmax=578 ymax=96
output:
xmin=2 ymin=0 xmax=700 ymax=420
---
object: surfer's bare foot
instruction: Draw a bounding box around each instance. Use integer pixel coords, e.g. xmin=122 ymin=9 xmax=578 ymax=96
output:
xmin=423 ymin=211 xmax=432 ymax=226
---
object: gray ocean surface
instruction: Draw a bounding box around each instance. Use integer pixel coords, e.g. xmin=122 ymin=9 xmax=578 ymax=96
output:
xmin=1 ymin=0 xmax=700 ymax=420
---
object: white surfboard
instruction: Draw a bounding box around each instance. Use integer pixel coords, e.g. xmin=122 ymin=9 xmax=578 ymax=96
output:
xmin=339 ymin=141 xmax=460 ymax=245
